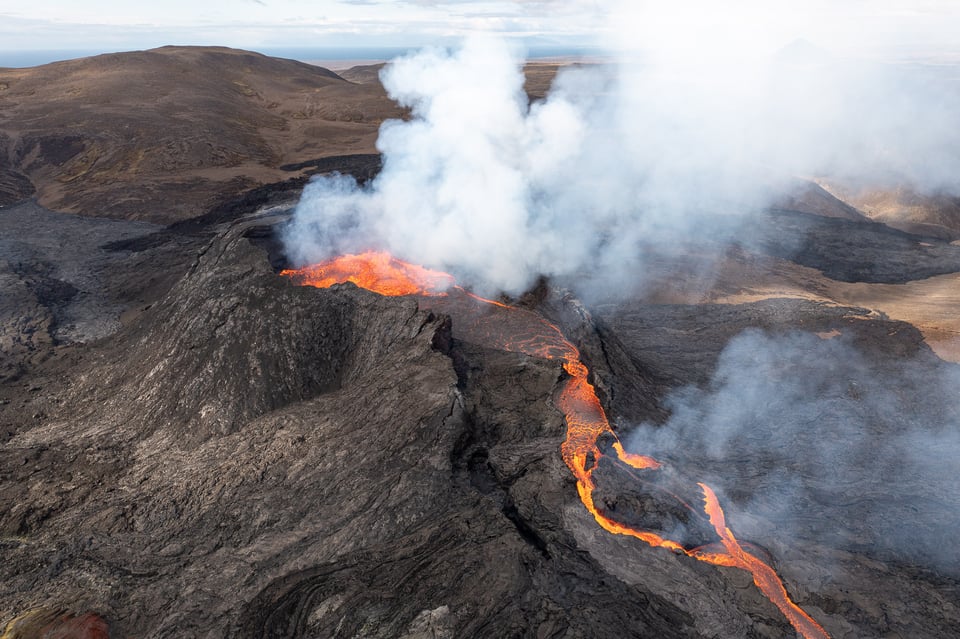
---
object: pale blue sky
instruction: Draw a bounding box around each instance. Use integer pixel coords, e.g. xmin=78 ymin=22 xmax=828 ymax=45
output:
xmin=1 ymin=1 xmax=958 ymax=60
xmin=0 ymin=1 xmax=606 ymax=51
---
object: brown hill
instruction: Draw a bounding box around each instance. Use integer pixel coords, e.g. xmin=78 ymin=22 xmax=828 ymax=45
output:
xmin=337 ymin=61 xmax=571 ymax=100
xmin=816 ymin=180 xmax=960 ymax=240
xmin=0 ymin=46 xmax=402 ymax=223
xmin=337 ymin=63 xmax=386 ymax=84
xmin=772 ymin=179 xmax=868 ymax=221
xmin=522 ymin=62 xmax=569 ymax=101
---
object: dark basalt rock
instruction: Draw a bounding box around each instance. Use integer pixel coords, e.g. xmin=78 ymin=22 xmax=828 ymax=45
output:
xmin=0 ymin=220 xmax=823 ymax=638
xmin=592 ymin=297 xmax=930 ymax=390
xmin=2 ymin=210 xmax=960 ymax=638
xmin=0 ymin=201 xmax=201 ymax=390
xmin=0 ymin=168 xmax=34 ymax=207
xmin=758 ymin=209 xmax=960 ymax=283
xmin=0 ymin=134 xmax=36 ymax=206
xmin=278 ymin=153 xmax=382 ymax=181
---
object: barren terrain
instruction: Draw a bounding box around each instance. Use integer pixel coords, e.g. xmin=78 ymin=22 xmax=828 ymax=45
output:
xmin=0 ymin=46 xmax=401 ymax=222
xmin=2 ymin=47 xmax=960 ymax=638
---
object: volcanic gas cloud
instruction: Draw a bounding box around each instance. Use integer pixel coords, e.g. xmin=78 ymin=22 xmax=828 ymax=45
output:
xmin=283 ymin=31 xmax=960 ymax=300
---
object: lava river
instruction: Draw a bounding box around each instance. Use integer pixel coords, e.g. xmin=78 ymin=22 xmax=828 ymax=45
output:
xmin=282 ymin=251 xmax=830 ymax=639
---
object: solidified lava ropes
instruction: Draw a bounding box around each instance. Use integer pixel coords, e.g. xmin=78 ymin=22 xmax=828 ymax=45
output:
xmin=283 ymin=251 xmax=830 ymax=639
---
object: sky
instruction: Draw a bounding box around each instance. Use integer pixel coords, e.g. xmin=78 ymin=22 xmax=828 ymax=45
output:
xmin=2 ymin=0 xmax=960 ymax=61
xmin=0 ymin=0 xmax=607 ymax=53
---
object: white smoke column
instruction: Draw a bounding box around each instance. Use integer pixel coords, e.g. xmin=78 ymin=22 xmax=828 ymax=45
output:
xmin=284 ymin=35 xmax=588 ymax=294
xmin=283 ymin=29 xmax=780 ymax=295
xmin=284 ymin=5 xmax=960 ymax=295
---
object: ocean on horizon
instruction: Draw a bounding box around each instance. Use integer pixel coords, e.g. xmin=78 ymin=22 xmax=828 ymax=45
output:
xmin=0 ymin=45 xmax=599 ymax=69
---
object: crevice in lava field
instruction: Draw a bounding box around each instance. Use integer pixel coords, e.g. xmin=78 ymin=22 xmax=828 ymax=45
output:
xmin=8 ymin=260 xmax=80 ymax=346
xmin=501 ymin=494 xmax=552 ymax=560
xmin=446 ymin=344 xmax=555 ymax=561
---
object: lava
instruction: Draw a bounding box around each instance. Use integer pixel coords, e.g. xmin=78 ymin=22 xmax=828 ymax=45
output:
xmin=280 ymin=251 xmax=454 ymax=296
xmin=699 ymin=483 xmax=830 ymax=639
xmin=283 ymin=252 xmax=830 ymax=639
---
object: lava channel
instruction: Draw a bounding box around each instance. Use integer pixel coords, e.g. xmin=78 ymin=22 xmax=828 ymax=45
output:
xmin=283 ymin=250 xmax=830 ymax=639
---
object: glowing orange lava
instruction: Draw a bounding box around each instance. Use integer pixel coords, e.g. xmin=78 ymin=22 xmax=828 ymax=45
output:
xmin=698 ymin=483 xmax=830 ymax=639
xmin=283 ymin=252 xmax=830 ymax=639
xmin=280 ymin=251 xmax=454 ymax=296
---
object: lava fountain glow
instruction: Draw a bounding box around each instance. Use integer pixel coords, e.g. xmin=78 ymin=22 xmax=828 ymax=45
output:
xmin=283 ymin=251 xmax=830 ymax=639
xmin=280 ymin=251 xmax=454 ymax=296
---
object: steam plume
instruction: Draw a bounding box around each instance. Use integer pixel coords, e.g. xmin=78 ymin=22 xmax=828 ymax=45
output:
xmin=283 ymin=17 xmax=960 ymax=295
xmin=279 ymin=0 xmax=960 ymax=581
xmin=626 ymin=330 xmax=960 ymax=574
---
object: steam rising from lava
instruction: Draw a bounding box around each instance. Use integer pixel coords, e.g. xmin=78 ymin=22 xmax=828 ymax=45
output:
xmin=626 ymin=330 xmax=960 ymax=575
xmin=285 ymin=36 xmax=588 ymax=294
xmin=284 ymin=17 xmax=960 ymax=296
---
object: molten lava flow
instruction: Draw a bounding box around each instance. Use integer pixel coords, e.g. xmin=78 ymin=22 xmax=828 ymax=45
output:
xmin=280 ymin=251 xmax=454 ymax=296
xmin=698 ymin=483 xmax=830 ymax=639
xmin=283 ymin=252 xmax=831 ymax=639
